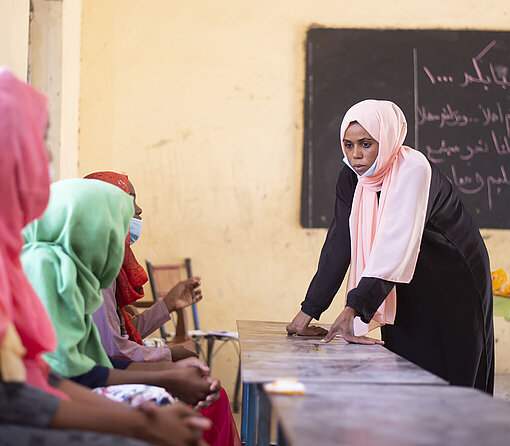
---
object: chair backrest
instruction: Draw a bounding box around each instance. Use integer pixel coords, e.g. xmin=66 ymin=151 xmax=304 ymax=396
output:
xmin=145 ymin=258 xmax=201 ymax=340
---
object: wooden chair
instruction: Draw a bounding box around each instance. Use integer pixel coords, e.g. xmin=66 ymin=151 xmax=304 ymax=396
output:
xmin=145 ymin=258 xmax=242 ymax=412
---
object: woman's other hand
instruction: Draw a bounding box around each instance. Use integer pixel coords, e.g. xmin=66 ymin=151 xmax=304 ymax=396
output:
xmin=321 ymin=307 xmax=384 ymax=344
xmin=173 ymin=357 xmax=210 ymax=374
xmin=164 ymin=367 xmax=219 ymax=407
xmin=286 ymin=310 xmax=328 ymax=336
xmin=136 ymin=402 xmax=211 ymax=446
xmin=164 ymin=277 xmax=202 ymax=312
xmin=194 ymin=376 xmax=221 ymax=409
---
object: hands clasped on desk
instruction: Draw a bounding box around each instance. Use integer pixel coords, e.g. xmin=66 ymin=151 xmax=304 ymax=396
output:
xmin=286 ymin=308 xmax=384 ymax=345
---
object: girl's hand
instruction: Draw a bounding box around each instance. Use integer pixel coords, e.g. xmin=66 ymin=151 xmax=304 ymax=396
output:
xmin=164 ymin=277 xmax=202 ymax=312
xmin=136 ymin=402 xmax=211 ymax=446
xmin=173 ymin=357 xmax=210 ymax=375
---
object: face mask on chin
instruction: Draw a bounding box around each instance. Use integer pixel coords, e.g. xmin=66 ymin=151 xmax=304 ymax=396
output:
xmin=129 ymin=217 xmax=142 ymax=245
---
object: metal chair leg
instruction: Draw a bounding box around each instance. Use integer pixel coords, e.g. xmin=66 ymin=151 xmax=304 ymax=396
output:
xmin=206 ymin=337 xmax=215 ymax=368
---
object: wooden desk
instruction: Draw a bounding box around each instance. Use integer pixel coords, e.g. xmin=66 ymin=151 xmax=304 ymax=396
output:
xmin=271 ymin=382 xmax=510 ymax=446
xmin=237 ymin=320 xmax=447 ymax=445
xmin=238 ymin=320 xmax=445 ymax=385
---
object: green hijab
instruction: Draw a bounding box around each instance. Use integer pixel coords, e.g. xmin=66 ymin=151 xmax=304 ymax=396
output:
xmin=21 ymin=179 xmax=133 ymax=377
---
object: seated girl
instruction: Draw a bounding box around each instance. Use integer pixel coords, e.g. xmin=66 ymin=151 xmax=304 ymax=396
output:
xmin=0 ymin=66 xmax=210 ymax=446
xmin=84 ymin=171 xmax=241 ymax=446
xmin=87 ymin=171 xmax=200 ymax=363
xmin=21 ymin=178 xmax=218 ymax=408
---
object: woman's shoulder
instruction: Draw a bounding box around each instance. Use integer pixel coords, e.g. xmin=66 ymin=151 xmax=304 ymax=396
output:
xmin=336 ymin=165 xmax=357 ymax=202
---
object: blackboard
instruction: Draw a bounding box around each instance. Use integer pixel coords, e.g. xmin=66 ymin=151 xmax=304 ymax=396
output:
xmin=301 ymin=28 xmax=510 ymax=229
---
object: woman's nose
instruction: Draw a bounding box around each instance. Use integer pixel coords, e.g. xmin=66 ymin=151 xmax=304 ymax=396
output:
xmin=353 ymin=146 xmax=363 ymax=158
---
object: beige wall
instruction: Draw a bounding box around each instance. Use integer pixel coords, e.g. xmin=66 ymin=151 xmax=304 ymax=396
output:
xmin=79 ymin=0 xmax=510 ymax=396
xmin=60 ymin=0 xmax=81 ymax=179
xmin=29 ymin=0 xmax=81 ymax=180
xmin=29 ymin=0 xmax=63 ymax=177
xmin=0 ymin=0 xmax=29 ymax=79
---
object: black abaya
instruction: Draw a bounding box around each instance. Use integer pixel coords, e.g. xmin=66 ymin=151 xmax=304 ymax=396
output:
xmin=301 ymin=163 xmax=494 ymax=394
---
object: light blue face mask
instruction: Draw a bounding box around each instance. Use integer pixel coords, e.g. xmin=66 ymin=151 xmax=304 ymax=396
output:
xmin=129 ymin=217 xmax=142 ymax=245
xmin=343 ymin=155 xmax=378 ymax=177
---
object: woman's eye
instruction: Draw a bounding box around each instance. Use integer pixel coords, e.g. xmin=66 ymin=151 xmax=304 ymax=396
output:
xmin=362 ymin=142 xmax=372 ymax=148
xmin=344 ymin=143 xmax=353 ymax=149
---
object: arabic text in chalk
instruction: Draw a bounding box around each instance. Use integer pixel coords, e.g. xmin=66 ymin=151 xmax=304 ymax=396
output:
xmin=450 ymin=165 xmax=510 ymax=211
xmin=424 ymin=131 xmax=510 ymax=163
xmin=422 ymin=40 xmax=510 ymax=92
xmin=417 ymin=103 xmax=510 ymax=137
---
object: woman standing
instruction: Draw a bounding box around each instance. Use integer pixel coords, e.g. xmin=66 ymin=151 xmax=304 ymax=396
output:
xmin=287 ymin=99 xmax=494 ymax=394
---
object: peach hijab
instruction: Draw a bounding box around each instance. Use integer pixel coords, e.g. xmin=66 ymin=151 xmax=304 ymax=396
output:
xmin=340 ymin=100 xmax=432 ymax=336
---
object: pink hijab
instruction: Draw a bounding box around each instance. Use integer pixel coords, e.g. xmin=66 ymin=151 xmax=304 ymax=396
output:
xmin=340 ymin=100 xmax=432 ymax=336
xmin=0 ymin=67 xmax=64 ymax=398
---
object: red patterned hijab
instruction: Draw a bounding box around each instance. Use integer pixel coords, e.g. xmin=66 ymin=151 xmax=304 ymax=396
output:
xmin=84 ymin=171 xmax=147 ymax=344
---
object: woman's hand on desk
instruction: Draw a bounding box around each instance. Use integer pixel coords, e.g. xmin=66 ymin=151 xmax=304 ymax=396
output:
xmin=321 ymin=307 xmax=384 ymax=344
xmin=286 ymin=310 xmax=328 ymax=336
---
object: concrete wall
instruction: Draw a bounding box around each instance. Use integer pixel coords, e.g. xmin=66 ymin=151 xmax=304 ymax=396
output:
xmin=60 ymin=0 xmax=81 ymax=179
xmin=29 ymin=0 xmax=81 ymax=180
xmin=78 ymin=0 xmax=510 ymax=396
xmin=0 ymin=0 xmax=29 ymax=79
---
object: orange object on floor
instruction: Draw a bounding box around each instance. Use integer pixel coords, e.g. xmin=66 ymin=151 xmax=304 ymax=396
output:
xmin=492 ymin=269 xmax=510 ymax=297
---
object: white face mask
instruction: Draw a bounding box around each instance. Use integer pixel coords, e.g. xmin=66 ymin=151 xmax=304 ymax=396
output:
xmin=343 ymin=155 xmax=378 ymax=178
xmin=129 ymin=217 xmax=142 ymax=245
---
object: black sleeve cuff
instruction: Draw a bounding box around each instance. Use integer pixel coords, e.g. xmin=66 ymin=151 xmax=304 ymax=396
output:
xmin=48 ymin=370 xmax=64 ymax=388
xmin=69 ymin=366 xmax=109 ymax=388
xmin=109 ymin=356 xmax=133 ymax=370
xmin=300 ymin=301 xmax=323 ymax=321
xmin=346 ymin=277 xmax=395 ymax=324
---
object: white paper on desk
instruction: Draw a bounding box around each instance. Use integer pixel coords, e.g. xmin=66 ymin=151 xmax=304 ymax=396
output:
xmin=188 ymin=330 xmax=238 ymax=339
xmin=206 ymin=330 xmax=238 ymax=339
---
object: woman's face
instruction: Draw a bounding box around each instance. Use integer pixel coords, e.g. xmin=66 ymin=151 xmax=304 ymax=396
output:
xmin=128 ymin=180 xmax=143 ymax=219
xmin=343 ymin=121 xmax=379 ymax=176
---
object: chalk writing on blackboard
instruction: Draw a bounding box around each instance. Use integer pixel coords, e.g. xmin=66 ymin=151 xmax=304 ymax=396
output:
xmin=415 ymin=38 xmax=510 ymax=220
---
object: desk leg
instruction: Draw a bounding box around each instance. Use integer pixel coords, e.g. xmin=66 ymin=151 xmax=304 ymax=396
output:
xmin=257 ymin=385 xmax=271 ymax=446
xmin=241 ymin=383 xmax=271 ymax=446
xmin=241 ymin=382 xmax=250 ymax=445
xmin=277 ymin=423 xmax=290 ymax=446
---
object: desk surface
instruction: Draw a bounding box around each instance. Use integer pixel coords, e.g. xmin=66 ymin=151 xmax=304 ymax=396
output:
xmin=270 ymin=382 xmax=510 ymax=446
xmin=237 ymin=320 xmax=446 ymax=385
